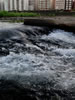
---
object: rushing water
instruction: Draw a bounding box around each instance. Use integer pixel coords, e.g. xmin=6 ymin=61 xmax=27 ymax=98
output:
xmin=0 ymin=22 xmax=75 ymax=100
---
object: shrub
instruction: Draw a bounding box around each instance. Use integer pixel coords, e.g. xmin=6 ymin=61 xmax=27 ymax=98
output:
xmin=0 ymin=11 xmax=40 ymax=17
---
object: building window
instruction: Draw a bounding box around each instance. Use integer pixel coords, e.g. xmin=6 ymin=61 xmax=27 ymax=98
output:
xmin=65 ymin=0 xmax=73 ymax=10
xmin=16 ymin=0 xmax=19 ymax=11
xmin=29 ymin=0 xmax=34 ymax=5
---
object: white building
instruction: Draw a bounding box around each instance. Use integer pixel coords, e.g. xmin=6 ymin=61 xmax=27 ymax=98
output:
xmin=0 ymin=0 xmax=54 ymax=11
xmin=55 ymin=0 xmax=65 ymax=10
xmin=0 ymin=0 xmax=5 ymax=10
xmin=0 ymin=0 xmax=73 ymax=11
xmin=3 ymin=0 xmax=29 ymax=11
xmin=65 ymin=0 xmax=73 ymax=10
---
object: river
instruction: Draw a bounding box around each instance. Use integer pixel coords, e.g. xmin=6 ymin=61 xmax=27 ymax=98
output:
xmin=0 ymin=22 xmax=75 ymax=100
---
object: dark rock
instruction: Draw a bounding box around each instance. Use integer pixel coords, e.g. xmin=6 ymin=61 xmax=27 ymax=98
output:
xmin=0 ymin=48 xmax=9 ymax=56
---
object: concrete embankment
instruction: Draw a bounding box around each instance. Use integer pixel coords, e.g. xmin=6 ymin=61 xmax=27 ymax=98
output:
xmin=0 ymin=16 xmax=75 ymax=32
xmin=24 ymin=16 xmax=75 ymax=32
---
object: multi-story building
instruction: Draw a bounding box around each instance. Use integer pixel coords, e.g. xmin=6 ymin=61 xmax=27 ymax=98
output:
xmin=0 ymin=0 xmax=73 ymax=11
xmin=0 ymin=0 xmax=5 ymax=10
xmin=4 ymin=0 xmax=29 ymax=11
xmin=0 ymin=0 xmax=56 ymax=11
xmin=65 ymin=0 xmax=73 ymax=10
xmin=55 ymin=0 xmax=65 ymax=9
xmin=34 ymin=0 xmax=53 ymax=10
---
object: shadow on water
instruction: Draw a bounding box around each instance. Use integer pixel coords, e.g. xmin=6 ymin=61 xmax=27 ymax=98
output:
xmin=0 ymin=79 xmax=71 ymax=100
xmin=0 ymin=22 xmax=75 ymax=100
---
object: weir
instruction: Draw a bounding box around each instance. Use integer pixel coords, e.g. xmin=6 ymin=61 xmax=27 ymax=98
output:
xmin=0 ymin=22 xmax=75 ymax=100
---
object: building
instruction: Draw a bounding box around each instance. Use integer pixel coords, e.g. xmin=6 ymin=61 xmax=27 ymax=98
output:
xmin=2 ymin=0 xmax=54 ymax=11
xmin=5 ymin=0 xmax=29 ymax=11
xmin=0 ymin=0 xmax=74 ymax=11
xmin=55 ymin=0 xmax=65 ymax=10
xmin=0 ymin=0 xmax=5 ymax=10
xmin=73 ymin=0 xmax=75 ymax=9
xmin=0 ymin=0 xmax=56 ymax=11
xmin=34 ymin=0 xmax=53 ymax=10
xmin=65 ymin=0 xmax=73 ymax=10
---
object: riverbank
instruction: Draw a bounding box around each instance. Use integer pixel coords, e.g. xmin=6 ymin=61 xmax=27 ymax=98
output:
xmin=1 ymin=16 xmax=75 ymax=32
xmin=0 ymin=16 xmax=75 ymax=24
xmin=1 ymin=16 xmax=75 ymax=24
xmin=23 ymin=16 xmax=75 ymax=32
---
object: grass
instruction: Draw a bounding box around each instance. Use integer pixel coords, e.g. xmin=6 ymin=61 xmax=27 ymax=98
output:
xmin=0 ymin=11 xmax=40 ymax=17
xmin=0 ymin=10 xmax=75 ymax=18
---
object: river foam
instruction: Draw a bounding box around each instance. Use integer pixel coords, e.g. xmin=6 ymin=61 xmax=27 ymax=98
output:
xmin=0 ymin=22 xmax=75 ymax=99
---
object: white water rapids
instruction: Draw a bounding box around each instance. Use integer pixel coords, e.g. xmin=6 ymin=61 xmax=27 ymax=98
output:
xmin=0 ymin=22 xmax=75 ymax=99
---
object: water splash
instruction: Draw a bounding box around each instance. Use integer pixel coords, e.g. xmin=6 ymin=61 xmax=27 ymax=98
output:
xmin=0 ymin=22 xmax=75 ymax=99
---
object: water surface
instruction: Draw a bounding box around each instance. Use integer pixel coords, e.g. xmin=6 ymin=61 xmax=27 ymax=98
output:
xmin=0 ymin=22 xmax=75 ymax=100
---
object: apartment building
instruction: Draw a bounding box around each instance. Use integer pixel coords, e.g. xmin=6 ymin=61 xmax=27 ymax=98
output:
xmin=65 ymin=0 xmax=73 ymax=10
xmin=0 ymin=0 xmax=73 ymax=11
xmin=34 ymin=0 xmax=53 ymax=10
xmin=0 ymin=0 xmax=5 ymax=10
xmin=4 ymin=0 xmax=29 ymax=11
xmin=55 ymin=0 xmax=65 ymax=9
